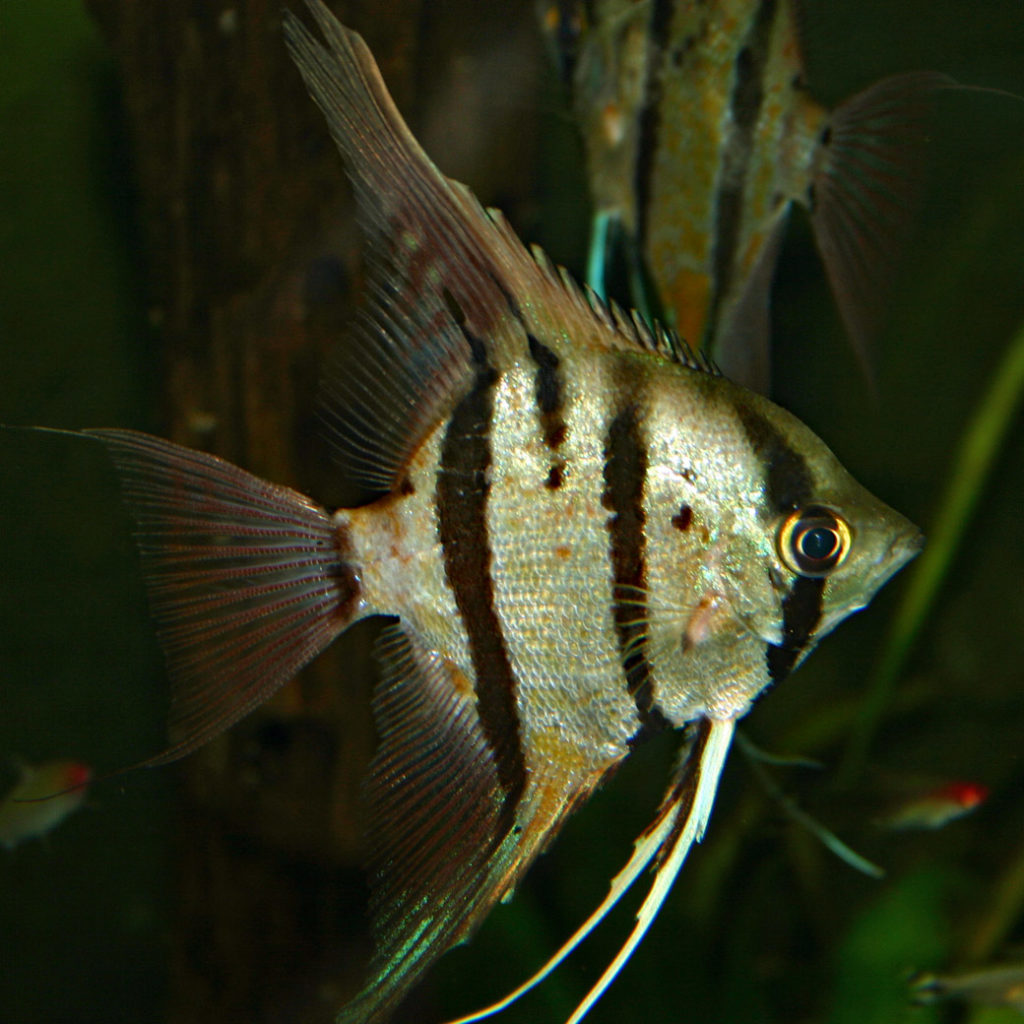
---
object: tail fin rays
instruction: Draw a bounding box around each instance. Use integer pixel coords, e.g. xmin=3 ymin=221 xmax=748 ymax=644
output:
xmin=89 ymin=429 xmax=361 ymax=766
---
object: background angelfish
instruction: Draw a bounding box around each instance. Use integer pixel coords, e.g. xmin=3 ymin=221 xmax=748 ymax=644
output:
xmin=545 ymin=0 xmax=953 ymax=392
xmin=35 ymin=2 xmax=920 ymax=1021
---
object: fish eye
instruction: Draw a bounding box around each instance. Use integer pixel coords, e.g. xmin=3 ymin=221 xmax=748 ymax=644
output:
xmin=777 ymin=506 xmax=851 ymax=577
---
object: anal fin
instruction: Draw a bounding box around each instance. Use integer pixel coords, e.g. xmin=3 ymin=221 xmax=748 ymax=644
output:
xmin=712 ymin=219 xmax=787 ymax=395
xmin=444 ymin=716 xmax=735 ymax=1024
xmin=338 ymin=625 xmax=515 ymax=1024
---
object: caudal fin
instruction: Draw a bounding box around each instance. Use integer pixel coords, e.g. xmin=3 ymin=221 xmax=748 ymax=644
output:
xmin=89 ymin=429 xmax=361 ymax=766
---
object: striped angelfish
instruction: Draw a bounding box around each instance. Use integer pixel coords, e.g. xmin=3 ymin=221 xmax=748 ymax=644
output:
xmin=42 ymin=3 xmax=922 ymax=1022
xmin=544 ymin=0 xmax=953 ymax=392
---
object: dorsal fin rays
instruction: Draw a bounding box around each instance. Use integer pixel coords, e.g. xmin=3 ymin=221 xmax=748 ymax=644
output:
xmin=443 ymin=717 xmax=735 ymax=1024
xmin=286 ymin=1 xmax=716 ymax=493
xmin=283 ymin=2 xmax=514 ymax=338
xmin=284 ymin=3 xmax=530 ymax=491
xmin=490 ymin=205 xmax=710 ymax=371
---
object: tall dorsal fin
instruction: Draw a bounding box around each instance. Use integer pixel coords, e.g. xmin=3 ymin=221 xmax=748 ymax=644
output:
xmin=284 ymin=4 xmax=528 ymax=491
xmin=284 ymin=1 xmax=714 ymax=491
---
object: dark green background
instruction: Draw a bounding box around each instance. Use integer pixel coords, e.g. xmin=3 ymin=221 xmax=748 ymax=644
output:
xmin=2 ymin=2 xmax=1023 ymax=1023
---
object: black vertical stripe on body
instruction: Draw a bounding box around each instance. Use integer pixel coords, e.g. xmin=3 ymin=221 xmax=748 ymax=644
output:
xmin=437 ymin=342 xmax=527 ymax=827
xmin=602 ymin=393 xmax=670 ymax=738
xmin=732 ymin=400 xmax=826 ymax=679
xmin=734 ymin=401 xmax=813 ymax=514
xmin=527 ymin=334 xmax=567 ymax=450
xmin=705 ymin=0 xmax=778 ymax=342
xmin=633 ymin=0 xmax=676 ymax=248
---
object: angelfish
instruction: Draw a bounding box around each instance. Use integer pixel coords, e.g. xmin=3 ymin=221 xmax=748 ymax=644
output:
xmin=43 ymin=2 xmax=921 ymax=1021
xmin=544 ymin=0 xmax=953 ymax=391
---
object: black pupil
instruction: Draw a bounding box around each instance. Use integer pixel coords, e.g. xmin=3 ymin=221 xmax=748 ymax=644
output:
xmin=799 ymin=525 xmax=839 ymax=562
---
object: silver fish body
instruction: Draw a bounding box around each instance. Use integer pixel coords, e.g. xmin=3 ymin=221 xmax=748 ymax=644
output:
xmin=347 ymin=344 xmax=916 ymax=741
xmin=44 ymin=3 xmax=922 ymax=1021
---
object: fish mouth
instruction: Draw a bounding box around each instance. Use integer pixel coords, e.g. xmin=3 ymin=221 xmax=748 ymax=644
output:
xmin=895 ymin=525 xmax=925 ymax=564
xmin=877 ymin=522 xmax=925 ymax=587
xmin=814 ymin=521 xmax=924 ymax=637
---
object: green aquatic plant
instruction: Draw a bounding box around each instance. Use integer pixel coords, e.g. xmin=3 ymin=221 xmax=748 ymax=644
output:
xmin=842 ymin=317 xmax=1024 ymax=783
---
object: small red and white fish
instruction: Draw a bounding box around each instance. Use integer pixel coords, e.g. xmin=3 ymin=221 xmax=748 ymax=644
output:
xmin=544 ymin=0 xmax=954 ymax=391
xmin=0 ymin=759 xmax=91 ymax=850
xmin=19 ymin=2 xmax=922 ymax=1021
xmin=881 ymin=779 xmax=989 ymax=831
xmin=911 ymin=962 xmax=1024 ymax=1012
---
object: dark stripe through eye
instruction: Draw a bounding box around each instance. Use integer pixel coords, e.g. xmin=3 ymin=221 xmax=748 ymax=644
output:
xmin=731 ymin=400 xmax=830 ymax=681
xmin=734 ymin=402 xmax=813 ymax=514
xmin=766 ymin=576 xmax=825 ymax=682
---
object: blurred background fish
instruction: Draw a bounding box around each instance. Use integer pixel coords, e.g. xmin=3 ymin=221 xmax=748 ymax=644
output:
xmin=0 ymin=758 xmax=91 ymax=850
xmin=542 ymin=0 xmax=972 ymax=392
xmin=880 ymin=779 xmax=989 ymax=831
xmin=910 ymin=962 xmax=1024 ymax=1012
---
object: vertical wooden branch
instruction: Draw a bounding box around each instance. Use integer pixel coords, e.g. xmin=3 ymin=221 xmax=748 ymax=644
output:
xmin=81 ymin=2 xmax=544 ymax=1020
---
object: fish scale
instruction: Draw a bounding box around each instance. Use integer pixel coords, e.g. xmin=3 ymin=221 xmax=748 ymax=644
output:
xmin=489 ymin=366 xmax=637 ymax=766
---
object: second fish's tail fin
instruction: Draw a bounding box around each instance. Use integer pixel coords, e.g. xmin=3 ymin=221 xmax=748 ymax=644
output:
xmin=89 ymin=428 xmax=361 ymax=767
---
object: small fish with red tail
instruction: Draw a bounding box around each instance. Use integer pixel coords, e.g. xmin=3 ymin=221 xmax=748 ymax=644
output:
xmin=0 ymin=759 xmax=92 ymax=850
xmin=882 ymin=779 xmax=990 ymax=831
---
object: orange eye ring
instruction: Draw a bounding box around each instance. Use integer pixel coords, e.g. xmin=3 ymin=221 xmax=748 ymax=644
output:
xmin=777 ymin=506 xmax=851 ymax=577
